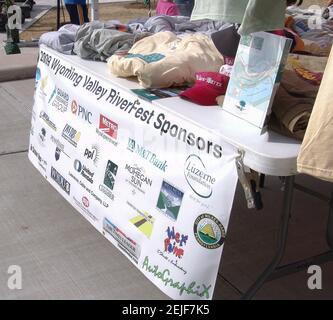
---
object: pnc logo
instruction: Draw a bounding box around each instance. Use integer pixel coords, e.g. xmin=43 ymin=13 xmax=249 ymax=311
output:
xmin=71 ymin=100 xmax=78 ymax=114
xmin=71 ymin=100 xmax=92 ymax=124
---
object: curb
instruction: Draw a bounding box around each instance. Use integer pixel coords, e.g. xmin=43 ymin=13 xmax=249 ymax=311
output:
xmin=0 ymin=51 xmax=38 ymax=82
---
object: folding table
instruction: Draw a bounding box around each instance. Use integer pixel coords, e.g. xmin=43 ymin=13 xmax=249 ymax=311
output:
xmin=34 ymin=47 xmax=333 ymax=299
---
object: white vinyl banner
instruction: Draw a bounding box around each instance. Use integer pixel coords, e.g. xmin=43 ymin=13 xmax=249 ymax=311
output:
xmin=29 ymin=47 xmax=239 ymax=300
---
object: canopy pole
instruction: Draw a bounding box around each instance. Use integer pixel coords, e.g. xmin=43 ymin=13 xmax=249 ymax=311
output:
xmin=90 ymin=0 xmax=99 ymax=21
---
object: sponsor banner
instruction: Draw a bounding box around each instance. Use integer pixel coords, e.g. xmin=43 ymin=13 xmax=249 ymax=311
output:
xmin=28 ymin=47 xmax=238 ymax=300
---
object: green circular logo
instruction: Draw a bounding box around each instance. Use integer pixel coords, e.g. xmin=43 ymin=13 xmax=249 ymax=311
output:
xmin=194 ymin=214 xmax=226 ymax=249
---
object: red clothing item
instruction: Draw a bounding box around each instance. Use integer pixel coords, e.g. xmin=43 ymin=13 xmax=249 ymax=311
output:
xmin=156 ymin=0 xmax=180 ymax=16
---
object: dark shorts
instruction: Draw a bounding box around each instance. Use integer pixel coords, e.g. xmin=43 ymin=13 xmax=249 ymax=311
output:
xmin=174 ymin=0 xmax=194 ymax=17
xmin=65 ymin=4 xmax=89 ymax=25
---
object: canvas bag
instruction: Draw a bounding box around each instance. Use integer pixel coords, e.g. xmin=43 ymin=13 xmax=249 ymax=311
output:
xmin=297 ymin=47 xmax=333 ymax=182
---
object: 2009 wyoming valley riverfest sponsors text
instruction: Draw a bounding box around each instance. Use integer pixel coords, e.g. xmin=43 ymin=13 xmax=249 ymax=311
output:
xmin=39 ymin=50 xmax=223 ymax=160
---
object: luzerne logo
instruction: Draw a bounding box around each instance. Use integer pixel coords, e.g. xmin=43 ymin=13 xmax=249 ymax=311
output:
xmin=62 ymin=124 xmax=81 ymax=148
xmin=127 ymin=138 xmax=168 ymax=172
xmin=184 ymin=155 xmax=216 ymax=198
xmin=71 ymin=100 xmax=92 ymax=124
xmin=96 ymin=114 xmax=118 ymax=146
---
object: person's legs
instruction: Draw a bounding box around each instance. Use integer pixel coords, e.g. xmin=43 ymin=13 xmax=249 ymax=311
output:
xmin=187 ymin=0 xmax=194 ymax=14
xmin=175 ymin=0 xmax=194 ymax=16
xmin=81 ymin=4 xmax=90 ymax=23
xmin=65 ymin=4 xmax=80 ymax=25
xmin=174 ymin=0 xmax=187 ymax=16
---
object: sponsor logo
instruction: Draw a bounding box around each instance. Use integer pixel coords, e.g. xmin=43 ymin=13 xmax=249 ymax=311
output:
xmin=99 ymin=114 xmax=118 ymax=139
xmin=103 ymin=217 xmax=141 ymax=264
xmin=71 ymin=100 xmax=78 ymax=114
xmin=35 ymin=67 xmax=41 ymax=88
xmin=62 ymin=124 xmax=81 ymax=148
xmin=156 ymin=226 xmax=188 ymax=275
xmin=40 ymin=76 xmax=49 ymax=95
xmin=96 ymin=114 xmax=118 ymax=146
xmin=82 ymin=196 xmax=89 ymax=208
xmin=68 ymin=172 xmax=109 ymax=208
xmin=39 ymin=111 xmax=57 ymax=131
xmin=71 ymin=100 xmax=92 ymax=124
xmin=194 ymin=214 xmax=226 ymax=249
xmin=74 ymin=159 xmax=95 ymax=184
xmin=30 ymin=144 xmax=47 ymax=172
xmin=103 ymin=160 xmax=118 ymax=190
xmin=127 ymin=201 xmax=154 ymax=239
xmin=125 ymin=164 xmax=152 ymax=194
xmin=38 ymin=127 xmax=47 ymax=146
xmin=73 ymin=196 xmax=98 ymax=222
xmin=51 ymin=167 xmax=70 ymax=195
xmin=84 ymin=144 xmax=100 ymax=167
xmin=164 ymin=226 xmax=188 ymax=259
xmin=51 ymin=87 xmax=69 ymax=112
xmin=156 ymin=180 xmax=184 ymax=221
xmin=55 ymin=147 xmax=61 ymax=161
xmin=184 ymin=155 xmax=216 ymax=199
xmin=51 ymin=135 xmax=70 ymax=160
xmin=99 ymin=160 xmax=118 ymax=201
xmin=127 ymin=138 xmax=168 ymax=172
xmin=48 ymin=86 xmax=56 ymax=104
xmin=142 ymin=256 xmax=212 ymax=299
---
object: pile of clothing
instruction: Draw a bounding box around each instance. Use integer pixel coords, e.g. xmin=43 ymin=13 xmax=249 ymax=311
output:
xmin=39 ymin=21 xmax=152 ymax=61
xmin=38 ymin=0 xmax=333 ymax=142
xmin=286 ymin=4 xmax=333 ymax=56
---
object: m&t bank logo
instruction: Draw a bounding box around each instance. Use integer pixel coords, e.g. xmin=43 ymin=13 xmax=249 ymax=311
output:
xmin=127 ymin=138 xmax=168 ymax=172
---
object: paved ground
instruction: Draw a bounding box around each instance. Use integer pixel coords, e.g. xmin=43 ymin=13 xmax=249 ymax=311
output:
xmin=0 ymin=0 xmax=135 ymax=50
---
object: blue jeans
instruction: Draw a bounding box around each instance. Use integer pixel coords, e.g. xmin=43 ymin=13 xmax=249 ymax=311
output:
xmin=174 ymin=0 xmax=194 ymax=17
